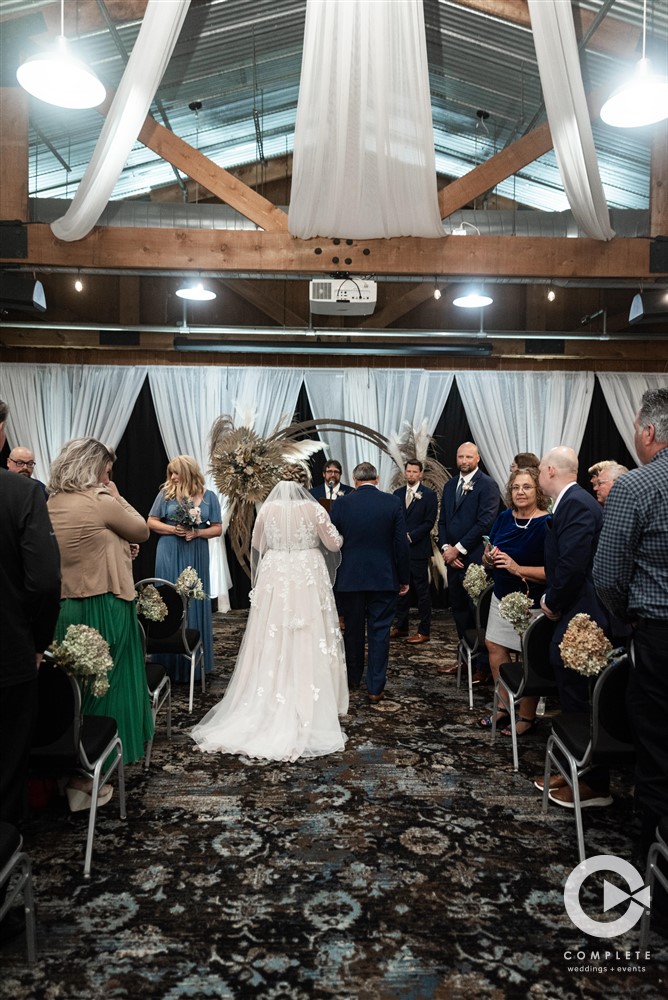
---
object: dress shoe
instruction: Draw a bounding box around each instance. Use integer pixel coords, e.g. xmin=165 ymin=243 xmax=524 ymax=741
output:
xmin=367 ymin=691 xmax=385 ymax=704
xmin=436 ymin=663 xmax=460 ymax=675
xmin=66 ymin=784 xmax=114 ymax=813
xmin=406 ymin=633 xmax=430 ymax=644
xmin=470 ymin=670 xmax=492 ymax=686
xmin=533 ymin=773 xmax=568 ymax=792
xmin=548 ymin=782 xmax=613 ymax=809
xmin=390 ymin=628 xmax=408 ymax=640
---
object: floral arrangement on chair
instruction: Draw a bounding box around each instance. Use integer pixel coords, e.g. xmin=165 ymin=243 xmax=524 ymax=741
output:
xmin=463 ymin=563 xmax=491 ymax=602
xmin=136 ymin=584 xmax=168 ymax=622
xmin=175 ymin=566 xmax=207 ymax=602
xmin=48 ymin=624 xmax=114 ymax=698
xmin=559 ymin=613 xmax=613 ymax=676
xmin=498 ymin=591 xmax=534 ymax=636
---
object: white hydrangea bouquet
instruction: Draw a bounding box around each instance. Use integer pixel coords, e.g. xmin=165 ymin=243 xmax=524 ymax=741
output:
xmin=175 ymin=566 xmax=207 ymax=601
xmin=463 ymin=563 xmax=491 ymax=602
xmin=498 ymin=591 xmax=535 ymax=636
xmin=136 ymin=583 xmax=168 ymax=622
xmin=49 ymin=624 xmax=113 ymax=698
xmin=559 ymin=613 xmax=614 ymax=677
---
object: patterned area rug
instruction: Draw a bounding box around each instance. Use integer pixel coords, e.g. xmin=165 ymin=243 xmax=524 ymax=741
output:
xmin=2 ymin=610 xmax=665 ymax=999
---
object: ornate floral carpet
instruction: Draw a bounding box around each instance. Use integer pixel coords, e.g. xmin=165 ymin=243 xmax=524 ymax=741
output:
xmin=2 ymin=610 xmax=665 ymax=999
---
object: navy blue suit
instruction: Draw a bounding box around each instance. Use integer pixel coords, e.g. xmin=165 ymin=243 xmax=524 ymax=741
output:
xmin=330 ymin=485 xmax=410 ymax=695
xmin=437 ymin=469 xmax=500 ymax=637
xmin=310 ymin=483 xmax=353 ymax=500
xmin=393 ymin=484 xmax=438 ymax=636
xmin=544 ymin=483 xmax=609 ymax=713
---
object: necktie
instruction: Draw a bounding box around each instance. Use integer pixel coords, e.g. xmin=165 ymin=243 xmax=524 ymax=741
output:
xmin=406 ymin=489 xmax=413 ymax=509
xmin=456 ymin=478 xmax=464 ymax=503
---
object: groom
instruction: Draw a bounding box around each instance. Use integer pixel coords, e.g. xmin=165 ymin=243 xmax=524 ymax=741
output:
xmin=330 ymin=462 xmax=410 ymax=704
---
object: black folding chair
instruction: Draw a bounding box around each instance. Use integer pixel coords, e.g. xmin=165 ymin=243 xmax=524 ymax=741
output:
xmin=639 ymin=817 xmax=668 ymax=952
xmin=455 ymin=583 xmax=493 ymax=710
xmin=30 ymin=658 xmax=126 ymax=877
xmin=136 ymin=578 xmax=204 ymax=714
xmin=0 ymin=822 xmax=36 ymax=963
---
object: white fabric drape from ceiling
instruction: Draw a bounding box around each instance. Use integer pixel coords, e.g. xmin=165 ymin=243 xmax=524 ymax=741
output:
xmin=148 ymin=366 xmax=304 ymax=604
xmin=456 ymin=371 xmax=595 ymax=489
xmin=527 ymin=0 xmax=614 ymax=241
xmin=303 ymin=369 xmax=454 ymax=489
xmin=50 ymin=0 xmax=190 ymax=242
xmin=0 ymin=363 xmax=147 ymax=480
xmin=597 ymin=373 xmax=668 ymax=464
xmin=288 ymin=0 xmax=443 ymax=239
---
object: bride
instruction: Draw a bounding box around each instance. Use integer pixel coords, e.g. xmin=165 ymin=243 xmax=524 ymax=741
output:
xmin=191 ymin=478 xmax=348 ymax=761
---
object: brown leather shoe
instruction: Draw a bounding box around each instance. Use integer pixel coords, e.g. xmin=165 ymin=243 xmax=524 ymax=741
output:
xmin=367 ymin=691 xmax=385 ymax=704
xmin=436 ymin=663 xmax=460 ymax=675
xmin=533 ymin=773 xmax=568 ymax=792
xmin=471 ymin=670 xmax=492 ymax=685
xmin=390 ymin=628 xmax=408 ymax=640
xmin=549 ymin=782 xmax=613 ymax=809
xmin=406 ymin=633 xmax=430 ymax=644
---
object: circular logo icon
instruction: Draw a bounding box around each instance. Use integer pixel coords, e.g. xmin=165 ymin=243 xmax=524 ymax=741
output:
xmin=564 ymin=854 xmax=651 ymax=938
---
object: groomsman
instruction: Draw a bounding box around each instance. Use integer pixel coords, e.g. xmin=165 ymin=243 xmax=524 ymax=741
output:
xmin=391 ymin=460 xmax=438 ymax=644
xmin=437 ymin=442 xmax=500 ymax=670
xmin=330 ymin=462 xmax=410 ymax=704
xmin=310 ymin=460 xmax=353 ymax=502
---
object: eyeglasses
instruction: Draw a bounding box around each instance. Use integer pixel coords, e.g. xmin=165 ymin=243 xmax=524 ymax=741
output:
xmin=9 ymin=458 xmax=36 ymax=469
xmin=510 ymin=484 xmax=535 ymax=492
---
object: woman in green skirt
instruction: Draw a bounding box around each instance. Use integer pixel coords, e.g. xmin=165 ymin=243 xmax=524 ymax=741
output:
xmin=48 ymin=438 xmax=154 ymax=809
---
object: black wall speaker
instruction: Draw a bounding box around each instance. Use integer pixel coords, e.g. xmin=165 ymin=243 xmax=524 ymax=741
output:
xmin=0 ymin=273 xmax=46 ymax=312
xmin=628 ymin=289 xmax=668 ymax=325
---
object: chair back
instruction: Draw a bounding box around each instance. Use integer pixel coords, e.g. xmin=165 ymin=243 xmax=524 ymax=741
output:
xmin=135 ymin=578 xmax=187 ymax=642
xmin=31 ymin=659 xmax=82 ymax=763
xmin=522 ymin=613 xmax=558 ymax=686
xmin=590 ymin=652 xmax=634 ymax=765
xmin=476 ymin=584 xmax=494 ymax=632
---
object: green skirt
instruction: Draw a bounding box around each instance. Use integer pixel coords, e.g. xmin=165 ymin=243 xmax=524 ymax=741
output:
xmin=55 ymin=593 xmax=155 ymax=766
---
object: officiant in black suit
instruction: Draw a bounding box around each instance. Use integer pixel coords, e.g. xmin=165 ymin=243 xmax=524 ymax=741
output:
xmin=330 ymin=462 xmax=410 ymax=704
xmin=437 ymin=442 xmax=500 ymax=658
xmin=310 ymin=460 xmax=353 ymax=502
xmin=391 ymin=459 xmax=438 ymax=644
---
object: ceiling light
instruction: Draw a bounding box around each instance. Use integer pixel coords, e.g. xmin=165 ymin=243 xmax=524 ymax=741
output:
xmin=547 ymin=287 xmax=556 ymax=302
xmin=74 ymin=278 xmax=83 ymax=293
xmin=433 ymin=280 xmax=441 ymax=300
xmin=453 ymin=290 xmax=493 ymax=309
xmin=176 ymin=282 xmax=216 ymax=302
xmin=16 ymin=1 xmax=106 ymax=110
xmin=600 ymin=1 xmax=668 ymax=128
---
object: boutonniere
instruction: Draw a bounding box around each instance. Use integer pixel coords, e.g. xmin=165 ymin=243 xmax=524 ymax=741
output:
xmin=462 ymin=482 xmax=474 ymax=494
xmin=414 ymin=491 xmax=423 ymax=500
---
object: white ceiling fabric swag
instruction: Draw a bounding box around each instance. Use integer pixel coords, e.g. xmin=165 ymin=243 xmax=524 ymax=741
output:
xmin=289 ymin=0 xmax=443 ymax=239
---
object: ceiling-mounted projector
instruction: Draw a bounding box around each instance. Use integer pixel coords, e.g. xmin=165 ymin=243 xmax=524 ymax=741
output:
xmin=0 ymin=273 xmax=47 ymax=312
xmin=629 ymin=289 xmax=668 ymax=325
xmin=309 ymin=277 xmax=377 ymax=316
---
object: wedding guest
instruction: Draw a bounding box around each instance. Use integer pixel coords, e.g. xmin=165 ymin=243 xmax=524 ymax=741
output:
xmin=479 ymin=467 xmax=550 ymax=734
xmin=390 ymin=459 xmax=438 ymax=645
xmin=310 ymin=460 xmax=353 ymax=502
xmin=48 ymin=438 xmax=154 ymax=790
xmin=147 ymin=456 xmax=222 ymax=681
xmin=592 ymin=461 xmax=628 ymax=505
xmin=191 ymin=475 xmax=347 ymax=761
xmin=587 ymin=459 xmax=616 ymax=494
xmin=6 ymin=446 xmax=48 ymax=498
xmin=509 ymin=452 xmax=540 ymax=474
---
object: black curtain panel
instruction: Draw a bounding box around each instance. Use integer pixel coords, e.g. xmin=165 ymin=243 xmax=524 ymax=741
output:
xmin=430 ymin=379 xmax=495 ymax=476
xmin=576 ymin=377 xmax=637 ymax=492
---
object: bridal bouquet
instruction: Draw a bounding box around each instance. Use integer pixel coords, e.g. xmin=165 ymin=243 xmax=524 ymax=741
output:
xmin=48 ymin=624 xmax=114 ymax=698
xmin=498 ymin=592 xmax=534 ymax=636
xmin=136 ymin=583 xmax=168 ymax=622
xmin=175 ymin=566 xmax=207 ymax=601
xmin=463 ymin=563 xmax=491 ymax=602
xmin=559 ymin=613 xmax=613 ymax=677
xmin=170 ymin=498 xmax=210 ymax=530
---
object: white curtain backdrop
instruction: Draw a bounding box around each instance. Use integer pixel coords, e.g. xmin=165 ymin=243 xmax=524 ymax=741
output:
xmin=0 ymin=363 xmax=147 ymax=479
xmin=528 ymin=0 xmax=614 ymax=241
xmin=597 ymin=373 xmax=668 ymax=464
xmin=148 ymin=366 xmax=304 ymax=605
xmin=288 ymin=0 xmax=443 ymax=239
xmin=304 ymin=369 xmax=454 ymax=489
xmin=51 ymin=0 xmax=190 ymax=242
xmin=456 ymin=371 xmax=595 ymax=489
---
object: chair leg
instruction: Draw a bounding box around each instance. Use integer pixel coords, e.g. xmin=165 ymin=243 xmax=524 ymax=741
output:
xmin=83 ymin=764 xmax=103 ymax=878
xmin=569 ymin=763 xmax=586 ymax=864
xmin=466 ymin=651 xmax=474 ymax=710
xmin=542 ymin=737 xmax=554 ymax=814
xmin=22 ymin=855 xmax=36 ymax=964
xmin=117 ymin=745 xmax=126 ymax=820
xmin=144 ymin=736 xmax=154 ymax=771
xmin=188 ymin=653 xmax=196 ymax=714
xmin=166 ymin=685 xmax=172 ymax=740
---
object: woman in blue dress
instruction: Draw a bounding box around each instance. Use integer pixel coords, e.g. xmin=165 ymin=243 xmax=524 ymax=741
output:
xmin=147 ymin=455 xmax=222 ymax=681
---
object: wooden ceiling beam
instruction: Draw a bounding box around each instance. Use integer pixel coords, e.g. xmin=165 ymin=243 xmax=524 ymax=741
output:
xmin=219 ymin=278 xmax=305 ymax=327
xmin=7 ymin=225 xmax=663 ymax=280
xmin=360 ymin=284 xmax=435 ymax=329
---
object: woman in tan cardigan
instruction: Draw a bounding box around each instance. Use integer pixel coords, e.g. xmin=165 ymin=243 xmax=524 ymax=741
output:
xmin=48 ymin=438 xmax=154 ymax=806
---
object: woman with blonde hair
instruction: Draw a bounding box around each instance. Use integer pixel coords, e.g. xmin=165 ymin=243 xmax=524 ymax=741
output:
xmin=48 ymin=437 xmax=154 ymax=797
xmin=147 ymin=455 xmax=222 ymax=680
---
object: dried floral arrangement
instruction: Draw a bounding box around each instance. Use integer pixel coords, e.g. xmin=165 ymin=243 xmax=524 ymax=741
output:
xmin=136 ymin=584 xmax=168 ymax=622
xmin=559 ymin=613 xmax=613 ymax=676
xmin=463 ymin=563 xmax=491 ymax=602
xmin=49 ymin=624 xmax=113 ymax=698
xmin=498 ymin=591 xmax=535 ymax=636
xmin=175 ymin=567 xmax=207 ymax=602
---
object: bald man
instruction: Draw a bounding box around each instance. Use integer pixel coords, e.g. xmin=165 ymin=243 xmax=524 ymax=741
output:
xmin=536 ymin=446 xmax=612 ymax=808
xmin=7 ymin=446 xmax=48 ymax=498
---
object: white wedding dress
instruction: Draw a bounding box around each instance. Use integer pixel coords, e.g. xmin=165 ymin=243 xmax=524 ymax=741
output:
xmin=191 ymin=481 xmax=348 ymax=762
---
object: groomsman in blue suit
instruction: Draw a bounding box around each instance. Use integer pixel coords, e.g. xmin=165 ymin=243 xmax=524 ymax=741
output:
xmin=437 ymin=442 xmax=500 ymax=665
xmin=330 ymin=462 xmax=410 ymax=704
xmin=391 ymin=459 xmax=438 ymax=645
xmin=310 ymin=460 xmax=353 ymax=502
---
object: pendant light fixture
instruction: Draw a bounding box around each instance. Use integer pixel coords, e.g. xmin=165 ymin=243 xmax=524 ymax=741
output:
xmin=16 ymin=0 xmax=106 ymax=110
xmin=453 ymin=288 xmax=493 ymax=309
xmin=600 ymin=0 xmax=668 ymax=128
xmin=176 ymin=282 xmax=216 ymax=302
